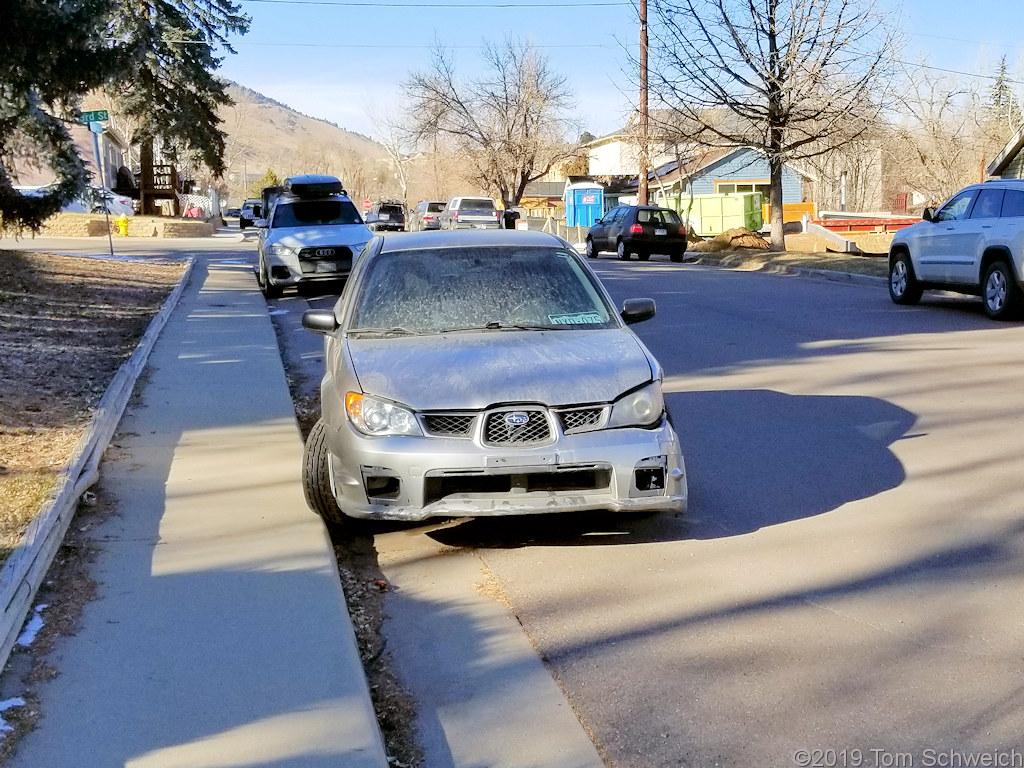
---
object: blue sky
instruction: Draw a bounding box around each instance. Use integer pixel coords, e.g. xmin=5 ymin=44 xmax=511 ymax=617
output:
xmin=215 ymin=0 xmax=1023 ymax=141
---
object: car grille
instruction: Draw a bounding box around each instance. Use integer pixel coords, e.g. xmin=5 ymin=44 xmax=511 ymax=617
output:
xmin=483 ymin=409 xmax=552 ymax=446
xmin=297 ymin=246 xmax=353 ymax=274
xmin=557 ymin=407 xmax=606 ymax=433
xmin=422 ymin=413 xmax=476 ymax=438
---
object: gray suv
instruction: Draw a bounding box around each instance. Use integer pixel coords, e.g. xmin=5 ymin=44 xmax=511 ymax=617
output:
xmin=889 ymin=179 xmax=1024 ymax=319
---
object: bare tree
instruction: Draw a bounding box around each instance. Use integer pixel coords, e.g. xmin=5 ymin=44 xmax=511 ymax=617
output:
xmin=645 ymin=0 xmax=896 ymax=248
xmin=368 ymin=106 xmax=416 ymax=206
xmin=403 ymin=38 xmax=581 ymax=209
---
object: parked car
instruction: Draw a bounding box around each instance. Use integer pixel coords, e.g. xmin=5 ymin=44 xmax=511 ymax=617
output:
xmin=224 ymin=207 xmax=242 ymax=218
xmin=889 ymin=179 xmax=1024 ymax=320
xmin=255 ymin=174 xmax=371 ymax=299
xmin=299 ymin=229 xmax=688 ymax=527
xmin=438 ymin=196 xmax=501 ymax=229
xmin=14 ymin=184 xmax=135 ymax=216
xmin=407 ymin=200 xmax=447 ymax=231
xmin=365 ymin=201 xmax=406 ymax=232
xmin=586 ymin=205 xmax=688 ymax=262
xmin=239 ymin=198 xmax=262 ymax=229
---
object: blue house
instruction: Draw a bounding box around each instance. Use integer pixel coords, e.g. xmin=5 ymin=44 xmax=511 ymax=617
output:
xmin=644 ymin=146 xmax=813 ymax=221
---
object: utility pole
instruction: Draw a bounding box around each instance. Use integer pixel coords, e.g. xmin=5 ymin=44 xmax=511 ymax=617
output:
xmin=638 ymin=0 xmax=649 ymax=205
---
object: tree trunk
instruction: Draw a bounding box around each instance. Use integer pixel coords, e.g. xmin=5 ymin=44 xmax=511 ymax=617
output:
xmin=769 ymin=150 xmax=785 ymax=251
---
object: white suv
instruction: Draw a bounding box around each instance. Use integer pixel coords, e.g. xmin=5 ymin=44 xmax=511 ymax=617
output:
xmin=256 ymin=175 xmax=371 ymax=298
xmin=889 ymin=179 xmax=1024 ymax=319
xmin=438 ymin=196 xmax=501 ymax=229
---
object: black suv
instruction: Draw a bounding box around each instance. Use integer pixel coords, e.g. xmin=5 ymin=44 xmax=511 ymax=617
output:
xmin=586 ymin=205 xmax=688 ymax=262
xmin=365 ymin=201 xmax=406 ymax=232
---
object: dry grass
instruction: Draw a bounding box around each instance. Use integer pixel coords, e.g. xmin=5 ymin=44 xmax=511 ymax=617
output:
xmin=0 ymin=250 xmax=184 ymax=562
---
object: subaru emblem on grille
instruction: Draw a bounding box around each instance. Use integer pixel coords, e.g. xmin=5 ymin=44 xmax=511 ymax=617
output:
xmin=315 ymin=248 xmax=335 ymax=257
xmin=505 ymin=411 xmax=530 ymax=426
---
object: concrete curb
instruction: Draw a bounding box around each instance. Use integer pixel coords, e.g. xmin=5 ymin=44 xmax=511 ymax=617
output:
xmin=0 ymin=256 xmax=195 ymax=670
xmin=686 ymin=255 xmax=887 ymax=287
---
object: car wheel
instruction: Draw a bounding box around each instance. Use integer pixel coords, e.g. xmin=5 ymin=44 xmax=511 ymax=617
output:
xmin=617 ymin=240 xmax=630 ymax=260
xmin=983 ymin=260 xmax=1023 ymax=320
xmin=889 ymin=253 xmax=922 ymax=305
xmin=302 ymin=419 xmax=347 ymax=526
xmin=239 ymin=219 xmax=249 ymax=230
xmin=258 ymin=257 xmax=283 ymax=299
xmin=670 ymin=248 xmax=685 ymax=263
xmin=637 ymin=251 xmax=651 ymax=262
xmin=585 ymin=237 xmax=598 ymax=258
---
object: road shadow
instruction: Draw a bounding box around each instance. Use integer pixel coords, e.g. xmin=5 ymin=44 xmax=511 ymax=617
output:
xmin=426 ymin=389 xmax=913 ymax=548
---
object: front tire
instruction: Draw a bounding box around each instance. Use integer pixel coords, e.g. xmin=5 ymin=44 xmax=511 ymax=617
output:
xmin=585 ymin=237 xmax=597 ymax=258
xmin=889 ymin=253 xmax=922 ymax=305
xmin=983 ymin=260 xmax=1023 ymax=320
xmin=617 ymin=240 xmax=630 ymax=260
xmin=258 ymin=256 xmax=283 ymax=299
xmin=302 ymin=419 xmax=347 ymax=526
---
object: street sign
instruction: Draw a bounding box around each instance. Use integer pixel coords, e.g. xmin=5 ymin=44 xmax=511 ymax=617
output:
xmin=78 ymin=110 xmax=109 ymax=123
xmin=362 ymin=199 xmax=371 ymax=210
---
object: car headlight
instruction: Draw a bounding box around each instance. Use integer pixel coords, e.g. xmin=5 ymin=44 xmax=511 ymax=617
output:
xmin=607 ymin=381 xmax=664 ymax=428
xmin=345 ymin=392 xmax=423 ymax=436
xmin=270 ymin=243 xmax=298 ymax=258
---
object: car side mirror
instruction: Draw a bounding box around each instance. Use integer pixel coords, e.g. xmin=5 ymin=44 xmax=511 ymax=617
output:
xmin=621 ymin=297 xmax=656 ymax=325
xmin=254 ymin=218 xmax=267 ymax=228
xmin=302 ymin=310 xmax=339 ymax=334
xmin=922 ymin=207 xmax=935 ymax=222
xmin=594 ymin=218 xmax=603 ymax=224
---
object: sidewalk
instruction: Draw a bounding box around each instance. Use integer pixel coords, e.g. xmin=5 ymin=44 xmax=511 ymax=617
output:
xmin=11 ymin=253 xmax=388 ymax=767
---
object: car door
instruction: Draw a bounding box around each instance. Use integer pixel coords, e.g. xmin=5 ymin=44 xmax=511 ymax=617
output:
xmin=602 ymin=207 xmax=624 ymax=249
xmin=913 ymin=189 xmax=978 ymax=283
xmin=590 ymin=207 xmax=613 ymax=248
xmin=953 ymin=188 xmax=1004 ymax=285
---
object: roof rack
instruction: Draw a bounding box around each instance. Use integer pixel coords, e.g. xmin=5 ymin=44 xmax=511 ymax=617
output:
xmin=284 ymin=174 xmax=347 ymax=198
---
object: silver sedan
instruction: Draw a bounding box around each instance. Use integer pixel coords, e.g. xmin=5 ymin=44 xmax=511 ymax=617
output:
xmin=300 ymin=229 xmax=687 ymax=526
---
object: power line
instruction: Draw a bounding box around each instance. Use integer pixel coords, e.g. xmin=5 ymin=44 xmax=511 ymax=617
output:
xmin=240 ymin=0 xmax=628 ymax=6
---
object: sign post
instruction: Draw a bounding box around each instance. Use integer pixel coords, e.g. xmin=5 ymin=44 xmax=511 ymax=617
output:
xmin=79 ymin=111 xmax=114 ymax=257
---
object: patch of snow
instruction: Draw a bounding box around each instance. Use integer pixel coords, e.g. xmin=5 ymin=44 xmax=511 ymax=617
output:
xmin=16 ymin=605 xmax=45 ymax=647
xmin=0 ymin=698 xmax=26 ymax=734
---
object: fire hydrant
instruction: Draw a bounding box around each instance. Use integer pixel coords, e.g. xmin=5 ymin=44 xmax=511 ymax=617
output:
xmin=115 ymin=214 xmax=130 ymax=236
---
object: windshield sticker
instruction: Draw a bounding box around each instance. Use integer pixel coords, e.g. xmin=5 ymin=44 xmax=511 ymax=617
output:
xmin=548 ymin=312 xmax=604 ymax=325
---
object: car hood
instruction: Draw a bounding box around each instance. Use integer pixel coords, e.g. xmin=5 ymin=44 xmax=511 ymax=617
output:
xmin=346 ymin=329 xmax=655 ymax=410
xmin=268 ymin=225 xmax=372 ymax=248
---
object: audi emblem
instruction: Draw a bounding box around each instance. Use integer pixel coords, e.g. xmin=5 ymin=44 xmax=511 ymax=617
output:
xmin=314 ymin=248 xmax=336 ymax=257
xmin=504 ymin=411 xmax=530 ymax=426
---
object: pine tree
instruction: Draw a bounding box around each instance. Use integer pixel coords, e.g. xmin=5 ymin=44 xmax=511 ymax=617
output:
xmin=111 ymin=0 xmax=251 ymax=176
xmin=0 ymin=0 xmax=127 ymax=232
xmin=249 ymin=168 xmax=282 ymax=198
xmin=987 ymin=56 xmax=1022 ymax=131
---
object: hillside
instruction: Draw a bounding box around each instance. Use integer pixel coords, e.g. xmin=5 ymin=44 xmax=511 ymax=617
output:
xmin=218 ymin=82 xmax=391 ymax=203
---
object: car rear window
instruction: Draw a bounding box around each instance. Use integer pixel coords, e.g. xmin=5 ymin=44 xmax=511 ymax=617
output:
xmin=380 ymin=205 xmax=404 ymax=217
xmin=349 ymin=247 xmax=615 ymax=334
xmin=1002 ymin=189 xmax=1024 ymax=218
xmin=457 ymin=199 xmax=495 ymax=211
xmin=427 ymin=202 xmax=446 ymax=213
xmin=273 ymin=200 xmax=363 ymax=227
xmin=636 ymin=208 xmax=681 ymax=225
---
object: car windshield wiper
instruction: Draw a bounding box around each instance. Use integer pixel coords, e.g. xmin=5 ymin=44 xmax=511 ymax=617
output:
xmin=346 ymin=326 xmax=421 ymax=337
xmin=438 ymin=322 xmax=566 ymax=333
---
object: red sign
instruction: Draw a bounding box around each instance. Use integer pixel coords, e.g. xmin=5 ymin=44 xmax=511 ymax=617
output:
xmin=363 ymin=199 xmax=371 ymax=210
xmin=581 ymin=194 xmax=596 ymax=204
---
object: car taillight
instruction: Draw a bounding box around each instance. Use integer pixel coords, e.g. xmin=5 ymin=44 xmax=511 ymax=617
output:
xmin=630 ymin=224 xmax=643 ymax=234
xmin=424 ymin=215 xmax=435 ymax=220
xmin=453 ymin=212 xmax=459 ymax=220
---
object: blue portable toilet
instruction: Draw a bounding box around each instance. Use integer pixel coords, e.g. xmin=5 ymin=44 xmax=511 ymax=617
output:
xmin=564 ymin=180 xmax=604 ymax=228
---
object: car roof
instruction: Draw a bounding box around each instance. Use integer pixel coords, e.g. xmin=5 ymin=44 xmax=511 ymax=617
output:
xmin=376 ymin=229 xmax=569 ymax=252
